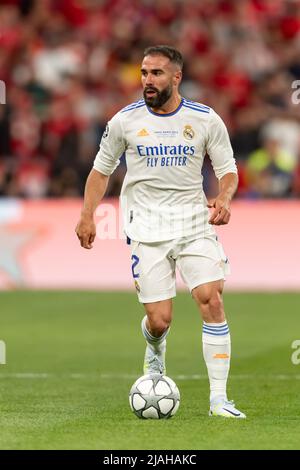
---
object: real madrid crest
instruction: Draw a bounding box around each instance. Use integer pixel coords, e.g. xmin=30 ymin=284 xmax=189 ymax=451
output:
xmin=183 ymin=125 xmax=195 ymax=140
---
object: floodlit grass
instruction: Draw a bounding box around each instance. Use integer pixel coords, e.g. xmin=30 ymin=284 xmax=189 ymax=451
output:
xmin=0 ymin=291 xmax=299 ymax=449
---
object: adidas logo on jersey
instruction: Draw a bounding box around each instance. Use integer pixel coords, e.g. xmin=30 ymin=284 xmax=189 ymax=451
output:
xmin=137 ymin=128 xmax=149 ymax=136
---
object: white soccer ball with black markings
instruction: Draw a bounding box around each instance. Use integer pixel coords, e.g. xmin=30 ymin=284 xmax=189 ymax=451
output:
xmin=129 ymin=374 xmax=180 ymax=419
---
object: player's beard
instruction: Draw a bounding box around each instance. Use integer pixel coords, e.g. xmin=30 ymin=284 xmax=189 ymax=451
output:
xmin=143 ymin=84 xmax=173 ymax=108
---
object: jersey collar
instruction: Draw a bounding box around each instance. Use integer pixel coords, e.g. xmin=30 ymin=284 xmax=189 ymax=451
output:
xmin=146 ymin=97 xmax=184 ymax=117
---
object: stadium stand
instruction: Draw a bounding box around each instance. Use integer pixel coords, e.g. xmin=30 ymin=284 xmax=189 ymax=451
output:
xmin=0 ymin=0 xmax=299 ymax=199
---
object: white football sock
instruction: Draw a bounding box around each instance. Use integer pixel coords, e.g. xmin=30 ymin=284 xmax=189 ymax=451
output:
xmin=202 ymin=320 xmax=231 ymax=402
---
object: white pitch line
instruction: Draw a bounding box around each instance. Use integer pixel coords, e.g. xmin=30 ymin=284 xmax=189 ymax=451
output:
xmin=0 ymin=373 xmax=300 ymax=380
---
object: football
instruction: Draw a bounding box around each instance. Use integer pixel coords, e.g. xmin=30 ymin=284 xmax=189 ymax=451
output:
xmin=129 ymin=374 xmax=180 ymax=419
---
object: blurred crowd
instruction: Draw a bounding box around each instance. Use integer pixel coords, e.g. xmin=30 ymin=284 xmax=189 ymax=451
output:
xmin=0 ymin=0 xmax=300 ymax=199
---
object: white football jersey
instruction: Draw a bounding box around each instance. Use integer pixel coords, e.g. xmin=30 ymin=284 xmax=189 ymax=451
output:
xmin=93 ymin=97 xmax=237 ymax=242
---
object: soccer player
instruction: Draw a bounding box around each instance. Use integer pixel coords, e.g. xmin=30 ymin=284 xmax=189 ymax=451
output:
xmin=76 ymin=45 xmax=246 ymax=418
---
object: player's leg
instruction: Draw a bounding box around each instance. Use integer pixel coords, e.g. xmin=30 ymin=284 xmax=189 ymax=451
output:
xmin=192 ymin=279 xmax=229 ymax=402
xmin=177 ymin=236 xmax=246 ymax=418
xmin=142 ymin=299 xmax=172 ymax=375
xmin=192 ymin=280 xmax=230 ymax=403
xmin=130 ymin=240 xmax=176 ymax=375
xmin=192 ymin=280 xmax=245 ymax=418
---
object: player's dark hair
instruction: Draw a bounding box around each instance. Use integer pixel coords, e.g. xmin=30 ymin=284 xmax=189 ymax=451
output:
xmin=143 ymin=45 xmax=183 ymax=70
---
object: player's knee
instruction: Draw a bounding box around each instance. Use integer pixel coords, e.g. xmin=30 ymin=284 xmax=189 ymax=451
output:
xmin=148 ymin=317 xmax=170 ymax=337
xmin=145 ymin=301 xmax=172 ymax=337
xmin=146 ymin=311 xmax=171 ymax=337
xmin=200 ymin=294 xmax=224 ymax=323
xmin=209 ymin=293 xmax=223 ymax=311
xmin=208 ymin=296 xmax=224 ymax=322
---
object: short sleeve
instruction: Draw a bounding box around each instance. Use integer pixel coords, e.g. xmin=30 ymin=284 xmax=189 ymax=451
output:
xmin=93 ymin=113 xmax=126 ymax=176
xmin=206 ymin=110 xmax=237 ymax=180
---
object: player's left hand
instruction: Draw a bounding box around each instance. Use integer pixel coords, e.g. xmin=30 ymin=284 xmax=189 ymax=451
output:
xmin=207 ymin=196 xmax=231 ymax=225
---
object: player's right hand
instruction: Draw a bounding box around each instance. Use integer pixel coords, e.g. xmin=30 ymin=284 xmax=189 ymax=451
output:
xmin=75 ymin=216 xmax=96 ymax=249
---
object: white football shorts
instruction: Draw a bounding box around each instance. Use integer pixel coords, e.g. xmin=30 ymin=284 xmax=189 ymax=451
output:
xmin=130 ymin=234 xmax=230 ymax=303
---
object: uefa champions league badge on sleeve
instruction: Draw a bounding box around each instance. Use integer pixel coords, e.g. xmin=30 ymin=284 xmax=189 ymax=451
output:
xmin=103 ymin=123 xmax=109 ymax=138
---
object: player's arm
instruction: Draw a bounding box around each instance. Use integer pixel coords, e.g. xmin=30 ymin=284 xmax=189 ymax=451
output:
xmin=75 ymin=169 xmax=109 ymax=249
xmin=75 ymin=115 xmax=126 ymax=248
xmin=206 ymin=110 xmax=238 ymax=226
xmin=208 ymin=172 xmax=238 ymax=225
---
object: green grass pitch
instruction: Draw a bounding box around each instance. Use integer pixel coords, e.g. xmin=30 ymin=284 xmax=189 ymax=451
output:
xmin=0 ymin=291 xmax=299 ymax=450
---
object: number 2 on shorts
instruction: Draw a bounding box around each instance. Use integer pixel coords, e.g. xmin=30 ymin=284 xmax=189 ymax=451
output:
xmin=131 ymin=255 xmax=140 ymax=279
